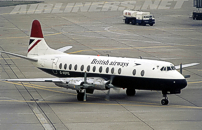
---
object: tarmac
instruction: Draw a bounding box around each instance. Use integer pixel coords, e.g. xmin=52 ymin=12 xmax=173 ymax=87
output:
xmin=0 ymin=0 xmax=202 ymax=130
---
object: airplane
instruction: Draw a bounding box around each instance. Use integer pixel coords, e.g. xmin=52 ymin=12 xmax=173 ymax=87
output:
xmin=0 ymin=20 xmax=199 ymax=105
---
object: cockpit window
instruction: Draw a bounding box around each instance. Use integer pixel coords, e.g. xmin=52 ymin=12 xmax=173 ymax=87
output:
xmin=171 ymin=66 xmax=176 ymax=70
xmin=167 ymin=67 xmax=171 ymax=71
xmin=161 ymin=66 xmax=176 ymax=71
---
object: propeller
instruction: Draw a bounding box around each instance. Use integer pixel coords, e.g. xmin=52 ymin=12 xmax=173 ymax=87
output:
xmin=105 ymin=76 xmax=120 ymax=100
xmin=180 ymin=63 xmax=191 ymax=78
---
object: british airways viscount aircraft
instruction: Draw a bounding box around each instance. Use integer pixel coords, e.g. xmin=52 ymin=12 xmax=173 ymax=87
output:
xmin=1 ymin=20 xmax=199 ymax=105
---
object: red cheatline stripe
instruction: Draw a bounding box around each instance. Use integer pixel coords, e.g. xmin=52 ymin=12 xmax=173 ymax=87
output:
xmin=28 ymin=40 xmax=41 ymax=52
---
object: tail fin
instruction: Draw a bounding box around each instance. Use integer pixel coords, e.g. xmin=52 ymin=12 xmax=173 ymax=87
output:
xmin=27 ymin=20 xmax=63 ymax=58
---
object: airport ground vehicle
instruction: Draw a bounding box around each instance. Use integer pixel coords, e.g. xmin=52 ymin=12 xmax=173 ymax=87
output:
xmin=193 ymin=0 xmax=202 ymax=20
xmin=193 ymin=11 xmax=202 ymax=20
xmin=123 ymin=10 xmax=155 ymax=26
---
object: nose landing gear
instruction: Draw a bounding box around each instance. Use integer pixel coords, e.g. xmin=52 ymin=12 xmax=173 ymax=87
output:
xmin=161 ymin=92 xmax=169 ymax=105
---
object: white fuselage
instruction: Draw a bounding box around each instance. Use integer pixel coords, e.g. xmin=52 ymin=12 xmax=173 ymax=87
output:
xmin=32 ymin=54 xmax=187 ymax=93
xmin=35 ymin=54 xmax=184 ymax=80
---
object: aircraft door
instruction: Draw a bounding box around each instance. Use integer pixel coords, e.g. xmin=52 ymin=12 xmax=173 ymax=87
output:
xmin=52 ymin=57 xmax=59 ymax=74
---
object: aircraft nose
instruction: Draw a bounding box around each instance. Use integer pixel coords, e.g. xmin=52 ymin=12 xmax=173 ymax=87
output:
xmin=176 ymin=79 xmax=187 ymax=90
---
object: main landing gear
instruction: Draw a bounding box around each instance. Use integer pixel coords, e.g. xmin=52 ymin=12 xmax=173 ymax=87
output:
xmin=161 ymin=91 xmax=169 ymax=105
xmin=77 ymin=90 xmax=87 ymax=101
xmin=126 ymin=88 xmax=136 ymax=96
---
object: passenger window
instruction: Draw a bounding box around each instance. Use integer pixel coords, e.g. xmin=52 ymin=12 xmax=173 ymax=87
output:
xmin=69 ymin=64 xmax=72 ymax=70
xmin=81 ymin=65 xmax=84 ymax=71
xmin=106 ymin=67 xmax=109 ymax=73
xmin=74 ymin=65 xmax=77 ymax=70
xmin=118 ymin=68 xmax=121 ymax=74
xmin=141 ymin=70 xmax=145 ymax=76
xmin=133 ymin=69 xmax=136 ymax=75
xmin=111 ymin=68 xmax=114 ymax=74
xmin=93 ymin=66 xmax=96 ymax=72
xmin=99 ymin=66 xmax=102 ymax=73
xmin=87 ymin=65 xmax=90 ymax=72
xmin=59 ymin=63 xmax=62 ymax=69
xmin=64 ymin=64 xmax=67 ymax=70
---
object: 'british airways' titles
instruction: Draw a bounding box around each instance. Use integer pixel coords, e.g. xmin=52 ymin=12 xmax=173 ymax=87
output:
xmin=91 ymin=59 xmax=129 ymax=67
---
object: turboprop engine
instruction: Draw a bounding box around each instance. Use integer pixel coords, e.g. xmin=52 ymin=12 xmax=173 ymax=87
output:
xmin=54 ymin=77 xmax=110 ymax=90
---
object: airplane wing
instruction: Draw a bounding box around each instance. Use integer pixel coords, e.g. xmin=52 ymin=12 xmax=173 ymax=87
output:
xmin=57 ymin=46 xmax=72 ymax=52
xmin=175 ymin=63 xmax=200 ymax=69
xmin=1 ymin=77 xmax=110 ymax=90
xmin=2 ymin=78 xmax=68 ymax=82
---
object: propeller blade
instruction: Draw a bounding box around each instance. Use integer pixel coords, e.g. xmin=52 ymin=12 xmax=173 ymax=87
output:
xmin=83 ymin=72 xmax=87 ymax=101
xmin=110 ymin=76 xmax=114 ymax=84
xmin=83 ymin=89 xmax=87 ymax=101
xmin=105 ymin=89 xmax=110 ymax=101
xmin=84 ymin=71 xmax=87 ymax=83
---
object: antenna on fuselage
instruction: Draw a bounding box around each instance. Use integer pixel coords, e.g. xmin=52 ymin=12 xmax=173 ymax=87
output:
xmin=139 ymin=56 xmax=142 ymax=59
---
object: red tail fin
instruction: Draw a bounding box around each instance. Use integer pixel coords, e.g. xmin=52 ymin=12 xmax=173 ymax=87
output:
xmin=30 ymin=20 xmax=43 ymax=38
xmin=27 ymin=20 xmax=63 ymax=57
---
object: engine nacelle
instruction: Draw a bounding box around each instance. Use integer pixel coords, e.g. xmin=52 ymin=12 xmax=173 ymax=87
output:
xmin=93 ymin=83 xmax=108 ymax=90
xmin=54 ymin=82 xmax=82 ymax=90
xmin=54 ymin=78 xmax=111 ymax=90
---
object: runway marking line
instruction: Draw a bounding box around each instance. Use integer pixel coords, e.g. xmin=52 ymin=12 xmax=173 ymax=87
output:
xmin=0 ymin=99 xmax=201 ymax=110
xmin=2 ymin=81 xmax=75 ymax=95
xmin=0 ymin=57 xmax=20 ymax=60
xmin=68 ymin=45 xmax=194 ymax=54
xmin=188 ymin=81 xmax=202 ymax=84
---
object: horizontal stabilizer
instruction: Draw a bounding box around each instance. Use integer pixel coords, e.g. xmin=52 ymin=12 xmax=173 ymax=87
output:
xmin=57 ymin=46 xmax=72 ymax=52
xmin=175 ymin=63 xmax=199 ymax=69
xmin=0 ymin=51 xmax=38 ymax=62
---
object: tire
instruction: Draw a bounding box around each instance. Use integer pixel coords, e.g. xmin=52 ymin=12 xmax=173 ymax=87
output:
xmin=132 ymin=20 xmax=136 ymax=25
xmin=77 ymin=93 xmax=84 ymax=101
xmin=125 ymin=18 xmax=129 ymax=24
xmin=161 ymin=99 xmax=169 ymax=105
xmin=126 ymin=88 xmax=136 ymax=96
xmin=149 ymin=23 xmax=153 ymax=26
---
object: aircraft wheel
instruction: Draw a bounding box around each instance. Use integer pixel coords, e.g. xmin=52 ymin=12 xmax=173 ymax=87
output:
xmin=141 ymin=22 xmax=146 ymax=26
xmin=161 ymin=99 xmax=169 ymax=105
xmin=126 ymin=88 xmax=136 ymax=96
xmin=125 ymin=18 xmax=129 ymax=24
xmin=132 ymin=20 xmax=136 ymax=25
xmin=77 ymin=92 xmax=84 ymax=101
